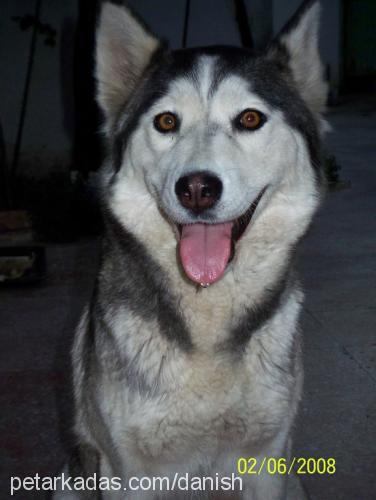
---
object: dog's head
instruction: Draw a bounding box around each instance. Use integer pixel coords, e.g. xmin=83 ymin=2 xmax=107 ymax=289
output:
xmin=96 ymin=0 xmax=327 ymax=286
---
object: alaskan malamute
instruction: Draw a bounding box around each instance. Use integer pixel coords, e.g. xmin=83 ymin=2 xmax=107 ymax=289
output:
xmin=59 ymin=1 xmax=327 ymax=498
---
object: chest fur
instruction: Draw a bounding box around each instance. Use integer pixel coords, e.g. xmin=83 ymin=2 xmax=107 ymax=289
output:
xmin=101 ymin=340 xmax=297 ymax=471
xmin=88 ymin=284 xmax=302 ymax=471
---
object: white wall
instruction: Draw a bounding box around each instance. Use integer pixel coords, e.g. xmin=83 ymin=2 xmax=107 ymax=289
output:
xmin=0 ymin=0 xmax=77 ymax=175
xmin=0 ymin=0 xmax=341 ymax=178
xmin=245 ymin=0 xmax=273 ymax=49
xmin=126 ymin=0 xmax=186 ymax=49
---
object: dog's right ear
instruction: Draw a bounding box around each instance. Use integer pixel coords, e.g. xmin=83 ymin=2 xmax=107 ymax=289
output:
xmin=96 ymin=2 xmax=161 ymax=128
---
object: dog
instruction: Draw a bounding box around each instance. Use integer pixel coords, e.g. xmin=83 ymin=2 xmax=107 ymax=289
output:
xmin=56 ymin=1 xmax=328 ymax=498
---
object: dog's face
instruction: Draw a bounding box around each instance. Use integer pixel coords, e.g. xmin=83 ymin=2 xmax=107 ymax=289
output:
xmin=96 ymin=1 xmax=327 ymax=286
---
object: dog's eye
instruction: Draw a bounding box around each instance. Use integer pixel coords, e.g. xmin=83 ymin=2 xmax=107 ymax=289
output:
xmin=154 ymin=112 xmax=178 ymax=133
xmin=236 ymin=109 xmax=266 ymax=131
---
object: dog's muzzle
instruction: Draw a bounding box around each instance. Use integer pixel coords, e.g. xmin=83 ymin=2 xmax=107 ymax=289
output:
xmin=174 ymin=174 xmax=267 ymax=286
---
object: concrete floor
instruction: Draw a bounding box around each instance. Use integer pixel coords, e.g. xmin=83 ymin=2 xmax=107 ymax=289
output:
xmin=0 ymin=99 xmax=375 ymax=499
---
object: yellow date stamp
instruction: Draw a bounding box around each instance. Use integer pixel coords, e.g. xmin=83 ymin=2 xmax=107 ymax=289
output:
xmin=237 ymin=457 xmax=336 ymax=475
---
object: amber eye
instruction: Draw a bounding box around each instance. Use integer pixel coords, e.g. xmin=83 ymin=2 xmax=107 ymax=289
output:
xmin=154 ymin=112 xmax=178 ymax=133
xmin=236 ymin=109 xmax=266 ymax=131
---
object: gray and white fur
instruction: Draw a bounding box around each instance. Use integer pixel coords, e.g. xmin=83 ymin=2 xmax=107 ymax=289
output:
xmin=56 ymin=1 xmax=327 ymax=498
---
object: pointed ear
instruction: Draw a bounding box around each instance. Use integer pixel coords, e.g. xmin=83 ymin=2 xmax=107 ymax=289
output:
xmin=266 ymin=0 xmax=328 ymax=118
xmin=95 ymin=2 xmax=161 ymax=128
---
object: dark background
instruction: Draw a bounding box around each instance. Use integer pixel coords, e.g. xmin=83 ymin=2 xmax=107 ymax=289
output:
xmin=0 ymin=1 xmax=375 ymax=499
xmin=0 ymin=0 xmax=375 ymax=217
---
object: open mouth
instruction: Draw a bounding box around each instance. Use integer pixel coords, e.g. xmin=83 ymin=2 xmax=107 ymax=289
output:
xmin=178 ymin=187 xmax=267 ymax=286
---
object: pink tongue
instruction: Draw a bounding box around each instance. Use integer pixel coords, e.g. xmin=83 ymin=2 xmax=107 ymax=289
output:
xmin=180 ymin=223 xmax=233 ymax=285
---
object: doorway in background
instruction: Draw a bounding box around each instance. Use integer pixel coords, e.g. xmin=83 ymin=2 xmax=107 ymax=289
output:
xmin=343 ymin=0 xmax=376 ymax=92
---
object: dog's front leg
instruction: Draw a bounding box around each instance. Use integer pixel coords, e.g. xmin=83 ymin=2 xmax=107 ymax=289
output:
xmin=53 ymin=444 xmax=101 ymax=500
xmin=241 ymin=467 xmax=288 ymax=500
xmin=99 ymin=458 xmax=161 ymax=500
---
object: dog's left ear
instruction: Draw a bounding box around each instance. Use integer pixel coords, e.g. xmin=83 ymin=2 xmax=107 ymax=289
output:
xmin=96 ymin=2 xmax=161 ymax=129
xmin=266 ymin=0 xmax=327 ymax=118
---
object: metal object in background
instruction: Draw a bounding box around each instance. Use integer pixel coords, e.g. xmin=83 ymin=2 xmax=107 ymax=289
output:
xmin=73 ymin=0 xmax=102 ymax=175
xmin=10 ymin=0 xmax=42 ymax=184
xmin=0 ymin=246 xmax=46 ymax=285
xmin=234 ymin=0 xmax=254 ymax=49
xmin=0 ymin=120 xmax=12 ymax=209
xmin=182 ymin=0 xmax=191 ymax=48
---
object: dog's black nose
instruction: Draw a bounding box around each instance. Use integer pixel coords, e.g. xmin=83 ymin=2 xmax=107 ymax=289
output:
xmin=175 ymin=172 xmax=223 ymax=214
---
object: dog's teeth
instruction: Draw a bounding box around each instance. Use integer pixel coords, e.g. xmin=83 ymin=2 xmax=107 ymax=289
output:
xmin=200 ymin=283 xmax=210 ymax=288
